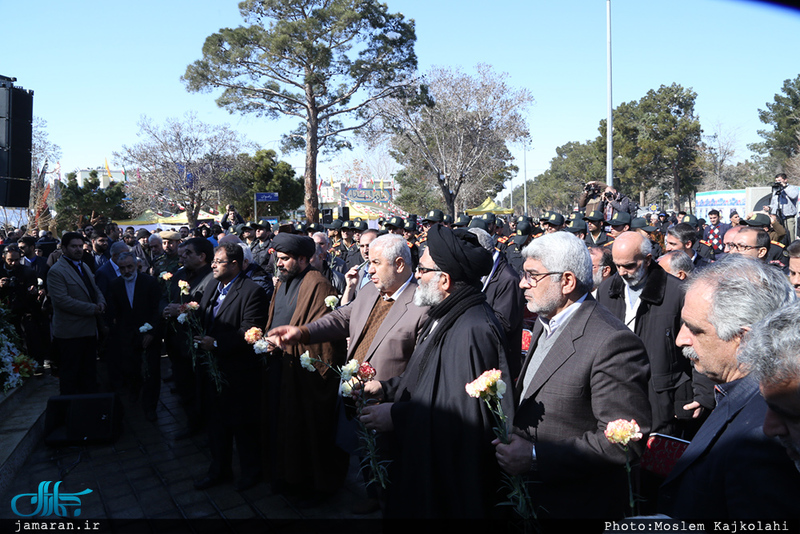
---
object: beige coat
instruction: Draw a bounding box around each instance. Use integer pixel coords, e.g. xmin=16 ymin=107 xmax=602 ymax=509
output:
xmin=47 ymin=256 xmax=105 ymax=339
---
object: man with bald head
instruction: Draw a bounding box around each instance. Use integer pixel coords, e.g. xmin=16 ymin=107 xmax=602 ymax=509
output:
xmin=598 ymin=231 xmax=713 ymax=439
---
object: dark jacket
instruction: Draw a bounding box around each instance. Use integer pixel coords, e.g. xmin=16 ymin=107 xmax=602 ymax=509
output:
xmin=597 ymin=261 xmax=713 ymax=436
xmin=659 ymin=376 xmax=800 ymax=518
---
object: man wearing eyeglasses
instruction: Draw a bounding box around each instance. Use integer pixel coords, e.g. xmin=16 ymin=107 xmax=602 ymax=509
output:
xmin=494 ymin=231 xmax=651 ymax=519
xmin=359 ymin=225 xmax=513 ymax=518
xmin=193 ymin=242 xmax=269 ymax=492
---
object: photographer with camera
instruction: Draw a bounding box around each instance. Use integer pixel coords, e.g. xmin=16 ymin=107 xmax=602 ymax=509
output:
xmin=220 ymin=204 xmax=245 ymax=232
xmin=578 ymin=181 xmax=606 ymax=215
xmin=763 ymin=173 xmax=798 ymax=242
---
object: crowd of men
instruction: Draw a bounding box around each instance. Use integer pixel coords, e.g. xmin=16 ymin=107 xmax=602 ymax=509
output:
xmin=1 ymin=177 xmax=800 ymax=524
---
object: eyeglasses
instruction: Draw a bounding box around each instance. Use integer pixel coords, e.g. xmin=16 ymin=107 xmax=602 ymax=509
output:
xmin=211 ymin=259 xmax=231 ymax=265
xmin=522 ymin=271 xmax=564 ymax=285
xmin=416 ymin=265 xmax=443 ymax=275
xmin=724 ymin=243 xmax=761 ymax=252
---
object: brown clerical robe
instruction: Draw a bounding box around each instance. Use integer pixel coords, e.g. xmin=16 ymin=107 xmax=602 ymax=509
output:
xmin=263 ymin=267 xmax=348 ymax=493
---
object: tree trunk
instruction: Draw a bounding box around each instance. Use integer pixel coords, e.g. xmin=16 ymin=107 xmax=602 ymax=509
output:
xmin=672 ymin=166 xmax=681 ymax=212
xmin=304 ymin=89 xmax=320 ymax=224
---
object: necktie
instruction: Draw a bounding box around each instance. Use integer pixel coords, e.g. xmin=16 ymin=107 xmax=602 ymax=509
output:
xmin=350 ymin=297 xmax=394 ymax=364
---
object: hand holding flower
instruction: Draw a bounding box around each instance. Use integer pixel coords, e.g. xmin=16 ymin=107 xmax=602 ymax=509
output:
xmin=493 ymin=433 xmax=535 ymax=476
xmin=359 ymin=402 xmax=394 ymax=433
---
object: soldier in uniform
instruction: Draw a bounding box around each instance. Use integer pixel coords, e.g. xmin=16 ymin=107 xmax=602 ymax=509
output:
xmin=631 ymin=217 xmax=663 ymax=259
xmin=151 ymin=230 xmax=181 ymax=281
xmin=564 ymin=217 xmax=588 ymax=242
xmin=250 ymin=220 xmax=274 ymax=271
xmin=505 ymin=220 xmax=534 ymax=275
xmin=452 ymin=214 xmax=471 ymax=228
xmin=584 ymin=210 xmax=613 ymax=246
xmin=402 ymin=219 xmax=420 ymax=270
xmin=542 ymin=212 xmax=566 ymax=233
xmin=442 ymin=214 xmax=454 ymax=228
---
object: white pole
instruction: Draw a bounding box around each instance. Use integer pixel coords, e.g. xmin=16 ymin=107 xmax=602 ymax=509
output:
xmin=606 ymin=0 xmax=614 ymax=188
xmin=523 ymin=139 xmax=528 ymax=216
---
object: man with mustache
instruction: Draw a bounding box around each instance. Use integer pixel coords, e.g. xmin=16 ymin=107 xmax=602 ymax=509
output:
xmin=659 ymin=255 xmax=800 ymax=519
xmin=597 ymin=231 xmax=713 ymax=439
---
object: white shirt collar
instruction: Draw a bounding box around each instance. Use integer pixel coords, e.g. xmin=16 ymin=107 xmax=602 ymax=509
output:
xmin=385 ymin=273 xmax=414 ymax=301
xmin=539 ymin=293 xmax=588 ymax=338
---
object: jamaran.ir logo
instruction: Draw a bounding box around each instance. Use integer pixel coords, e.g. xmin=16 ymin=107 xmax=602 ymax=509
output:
xmin=11 ymin=481 xmax=93 ymax=517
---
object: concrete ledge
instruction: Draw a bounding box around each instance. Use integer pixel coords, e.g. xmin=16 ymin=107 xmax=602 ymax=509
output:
xmin=0 ymin=376 xmax=59 ymax=497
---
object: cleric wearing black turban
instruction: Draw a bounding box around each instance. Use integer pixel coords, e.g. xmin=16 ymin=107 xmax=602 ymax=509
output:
xmin=360 ymin=223 xmax=514 ymax=519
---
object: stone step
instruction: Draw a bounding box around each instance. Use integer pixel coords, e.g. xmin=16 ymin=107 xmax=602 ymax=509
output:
xmin=0 ymin=375 xmax=60 ymax=497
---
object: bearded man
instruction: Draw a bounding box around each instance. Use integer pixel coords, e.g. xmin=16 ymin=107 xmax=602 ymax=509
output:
xmin=106 ymin=252 xmax=162 ymax=420
xmin=597 ymin=231 xmax=714 ymax=439
xmin=360 ymin=225 xmax=513 ymax=518
xmin=263 ymin=233 xmax=347 ymax=500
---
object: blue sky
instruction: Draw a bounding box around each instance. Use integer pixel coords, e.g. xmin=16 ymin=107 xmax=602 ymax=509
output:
xmin=4 ymin=0 xmax=800 ymax=198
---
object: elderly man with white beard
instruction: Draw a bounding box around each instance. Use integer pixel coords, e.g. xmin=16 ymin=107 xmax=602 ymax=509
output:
xmin=658 ymin=255 xmax=800 ymax=519
xmin=597 ymin=231 xmax=713 ymax=439
xmin=359 ymin=225 xmax=513 ymax=519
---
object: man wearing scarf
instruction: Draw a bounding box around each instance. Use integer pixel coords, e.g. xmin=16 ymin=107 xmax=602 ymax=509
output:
xmin=360 ymin=224 xmax=514 ymax=519
xmin=263 ymin=233 xmax=347 ymax=501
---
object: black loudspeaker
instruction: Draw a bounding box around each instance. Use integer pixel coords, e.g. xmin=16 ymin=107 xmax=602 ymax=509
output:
xmin=0 ymin=82 xmax=33 ymax=207
xmin=322 ymin=208 xmax=333 ymax=225
xmin=338 ymin=206 xmax=350 ymax=221
xmin=44 ymin=393 xmax=123 ymax=446
xmin=0 ymin=177 xmax=31 ymax=207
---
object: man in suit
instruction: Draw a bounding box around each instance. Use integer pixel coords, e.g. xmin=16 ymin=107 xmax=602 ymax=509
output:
xmin=666 ymin=222 xmax=712 ymax=268
xmin=93 ymin=241 xmax=130 ymax=300
xmin=193 ymin=242 xmax=269 ymax=491
xmin=47 ymin=232 xmax=106 ymax=395
xmin=269 ymin=232 xmax=428 ymax=513
xmin=161 ymin=237 xmax=215 ymax=437
xmin=17 ymin=235 xmax=48 ymax=282
xmin=106 ymin=252 xmax=162 ymax=421
xmin=494 ymin=230 xmax=651 ymax=519
xmin=659 ymin=255 xmax=800 ymax=518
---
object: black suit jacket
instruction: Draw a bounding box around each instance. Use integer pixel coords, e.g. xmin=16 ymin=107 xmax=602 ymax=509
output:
xmin=659 ymin=376 xmax=800 ymax=519
xmin=199 ymin=274 xmax=269 ymax=374
xmin=483 ymin=254 xmax=525 ymax=379
xmin=107 ymin=272 xmax=162 ymax=349
xmin=94 ymin=259 xmax=119 ymax=301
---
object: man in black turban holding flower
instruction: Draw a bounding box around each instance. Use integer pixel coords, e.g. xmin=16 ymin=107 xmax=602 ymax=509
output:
xmin=360 ymin=224 xmax=515 ymax=519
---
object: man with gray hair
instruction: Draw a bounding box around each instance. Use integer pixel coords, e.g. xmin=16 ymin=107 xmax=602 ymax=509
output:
xmin=657 ymin=250 xmax=694 ymax=281
xmin=495 ymin=231 xmax=651 ymax=519
xmin=271 ymin=232 xmax=428 ymax=513
xmin=738 ymin=299 xmax=800 ymax=473
xmin=94 ymin=240 xmax=131 ymax=300
xmin=659 ymin=255 xmax=800 ymax=518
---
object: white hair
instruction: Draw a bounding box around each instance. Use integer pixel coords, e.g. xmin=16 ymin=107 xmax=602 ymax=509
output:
xmin=522 ymin=231 xmax=593 ymax=294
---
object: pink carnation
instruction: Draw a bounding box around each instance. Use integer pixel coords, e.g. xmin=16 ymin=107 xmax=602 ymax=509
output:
xmin=358 ymin=362 xmax=376 ymax=381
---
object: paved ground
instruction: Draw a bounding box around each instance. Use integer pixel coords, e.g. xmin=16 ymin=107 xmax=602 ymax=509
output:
xmin=0 ymin=357 xmax=381 ymax=533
